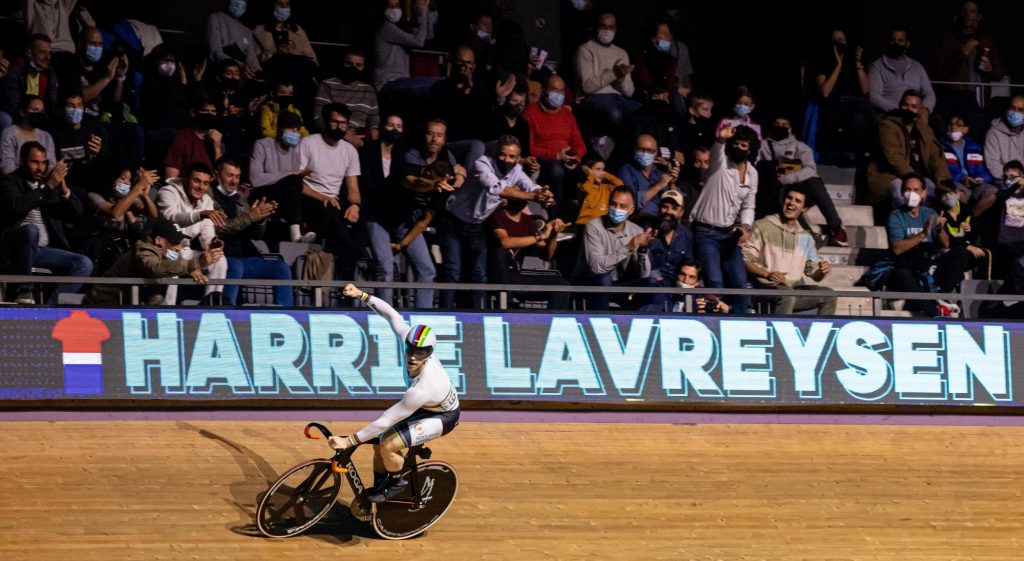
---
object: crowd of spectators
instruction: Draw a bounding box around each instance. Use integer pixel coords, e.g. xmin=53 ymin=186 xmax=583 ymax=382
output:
xmin=2 ymin=0 xmax=1024 ymax=318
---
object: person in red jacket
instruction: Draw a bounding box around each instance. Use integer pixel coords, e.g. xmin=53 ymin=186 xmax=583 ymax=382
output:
xmin=523 ymin=74 xmax=586 ymax=214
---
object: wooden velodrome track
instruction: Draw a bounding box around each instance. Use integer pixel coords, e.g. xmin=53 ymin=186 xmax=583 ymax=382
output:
xmin=1 ymin=412 xmax=1023 ymax=560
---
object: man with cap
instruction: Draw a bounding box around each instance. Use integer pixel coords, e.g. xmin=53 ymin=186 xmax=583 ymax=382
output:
xmin=641 ymin=188 xmax=693 ymax=311
xmin=329 ymin=282 xmax=461 ymax=505
xmin=85 ymin=218 xmax=225 ymax=305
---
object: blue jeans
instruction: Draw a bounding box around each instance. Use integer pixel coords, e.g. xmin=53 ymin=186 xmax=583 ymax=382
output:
xmin=223 ymin=257 xmax=294 ymax=307
xmin=581 ymin=93 xmax=642 ymax=133
xmin=366 ymin=220 xmax=436 ymax=308
xmin=7 ymin=224 xmax=93 ymax=302
xmin=693 ymin=224 xmax=749 ymax=314
xmin=438 ymin=212 xmax=487 ymax=309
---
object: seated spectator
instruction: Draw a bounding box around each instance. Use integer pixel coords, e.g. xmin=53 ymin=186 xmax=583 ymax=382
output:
xmin=53 ymin=90 xmax=107 ymax=187
xmin=571 ymin=185 xmax=653 ymax=310
xmin=85 ymin=218 xmax=224 ymax=306
xmin=885 ymin=173 xmax=969 ymax=317
xmin=935 ymin=180 xmax=989 ymax=268
xmin=934 ymin=1 xmax=1003 ymax=126
xmin=0 ymin=46 xmax=12 ymax=131
xmin=523 ymin=74 xmax=587 ymax=210
xmin=298 ymin=103 xmax=363 ymax=270
xmin=866 ymin=89 xmax=950 ymax=207
xmin=940 ymin=111 xmax=997 ymax=217
xmin=249 ymin=111 xmax=311 ymax=243
xmin=374 ymin=0 xmax=432 ymax=91
xmin=618 ymin=133 xmax=681 ymax=217
xmin=632 ymin=21 xmax=678 ymax=103
xmin=743 ymin=184 xmax=836 ymax=316
xmin=403 ymin=118 xmax=467 ymax=196
xmin=716 ymin=85 xmax=761 ymax=139
xmin=164 ymin=99 xmax=224 ymax=179
xmin=679 ymin=91 xmax=715 ymax=154
xmin=995 ymin=161 xmax=1024 ymax=291
xmin=669 ymin=259 xmax=731 ymax=314
xmin=630 ymin=84 xmax=684 ymax=164
xmin=756 ymin=115 xmax=847 ymax=246
xmin=258 ymin=79 xmax=308 ymax=139
xmin=811 ymin=28 xmax=872 ymax=163
xmin=441 ymin=135 xmax=553 ymax=309
xmin=210 ymin=157 xmax=293 ymax=306
xmin=487 ymin=200 xmax=571 ymax=310
xmin=252 ymin=0 xmax=318 ymax=66
xmin=83 ymin=166 xmax=160 ymax=269
xmin=463 ymin=12 xmax=496 ymax=76
xmin=868 ymin=24 xmax=936 ymax=114
xmin=576 ymin=154 xmax=623 ymax=225
xmin=575 ymin=12 xmax=640 ymax=135
xmin=682 ymin=145 xmax=711 ymax=192
xmin=689 ymin=124 xmax=760 ymax=315
xmin=2 ymin=34 xmax=59 ymax=118
xmin=659 ymin=5 xmax=695 ymax=103
xmin=0 ymin=142 xmax=92 ymax=304
xmin=313 ymin=50 xmax=379 ymax=146
xmin=983 ymin=94 xmax=1024 ymax=187
xmin=156 ymin=162 xmax=230 ymax=304
xmin=206 ymin=0 xmax=262 ymax=79
xmin=1 ymin=95 xmax=57 ymax=175
xmin=640 ymin=189 xmax=693 ymax=311
xmin=204 ymin=58 xmax=256 ymax=158
xmin=485 ymin=88 xmax=533 ymax=167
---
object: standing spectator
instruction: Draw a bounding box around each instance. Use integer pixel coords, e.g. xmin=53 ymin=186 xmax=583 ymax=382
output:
xmin=617 ymin=133 xmax=680 ymax=216
xmin=995 ymin=161 xmax=1024 ymax=292
xmin=374 ymin=0 xmax=431 ymax=91
xmin=757 ymin=115 xmax=847 ymax=246
xmin=689 ymin=124 xmax=760 ymax=315
xmin=811 ymin=28 xmax=872 ymax=164
xmin=716 ymin=85 xmax=761 ymax=139
xmin=487 ymin=200 xmax=571 ymax=310
xmin=249 ymin=111 xmax=312 ymax=243
xmin=206 ymin=0 xmax=262 ymax=78
xmin=641 ymin=189 xmax=693 ymax=311
xmin=934 ymin=0 xmax=1004 ymax=122
xmin=163 ymin=99 xmax=224 ymax=179
xmin=679 ymin=91 xmax=715 ymax=155
xmin=428 ymin=44 xmax=498 ymax=153
xmin=940 ymin=111 xmax=997 ymax=217
xmin=743 ymin=184 xmax=836 ymax=316
xmin=629 ymin=84 xmax=684 ymax=164
xmin=314 ymin=51 xmax=379 ymax=145
xmin=485 ymin=88 xmax=531 ymax=155
xmin=984 ymin=94 xmax=1024 ymax=186
xmin=576 ymin=153 xmax=623 ymax=225
xmin=53 ymin=90 xmax=106 ymax=187
xmin=257 ymin=79 xmax=308 ymax=139
xmin=0 ymin=142 xmax=92 ymax=304
xmin=1 ymin=95 xmax=57 ymax=175
xmin=571 ymin=185 xmax=652 ymax=310
xmin=24 ymin=0 xmax=76 ymax=56
xmin=575 ymin=12 xmax=639 ymax=135
xmin=522 ymin=74 xmax=587 ymax=208
xmin=866 ymin=90 xmax=949 ymax=207
xmin=204 ymin=58 xmax=256 ymax=159
xmin=2 ymin=35 xmax=59 ymax=117
xmin=868 ymin=25 xmax=936 ymax=113
xmin=138 ymin=45 xmax=193 ymax=164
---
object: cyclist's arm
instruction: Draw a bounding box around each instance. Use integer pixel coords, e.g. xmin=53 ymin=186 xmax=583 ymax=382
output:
xmin=359 ymin=292 xmax=411 ymax=340
xmin=349 ymin=386 xmax=430 ymax=445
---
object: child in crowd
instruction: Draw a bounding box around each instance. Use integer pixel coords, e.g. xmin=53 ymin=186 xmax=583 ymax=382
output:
xmin=575 ymin=154 xmax=623 ymax=225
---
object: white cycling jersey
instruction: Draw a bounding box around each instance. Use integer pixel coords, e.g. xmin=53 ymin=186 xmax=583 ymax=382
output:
xmin=351 ymin=295 xmax=460 ymax=444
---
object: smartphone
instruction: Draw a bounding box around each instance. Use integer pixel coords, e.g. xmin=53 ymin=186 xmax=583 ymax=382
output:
xmin=659 ymin=147 xmax=671 ymax=160
xmin=210 ymin=237 xmax=224 ymax=250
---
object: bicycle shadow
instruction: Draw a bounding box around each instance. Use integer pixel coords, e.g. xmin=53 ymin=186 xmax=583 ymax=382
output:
xmin=174 ymin=421 xmax=378 ymax=546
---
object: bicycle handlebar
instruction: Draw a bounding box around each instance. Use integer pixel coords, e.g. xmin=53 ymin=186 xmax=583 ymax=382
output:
xmin=304 ymin=422 xmax=333 ymax=440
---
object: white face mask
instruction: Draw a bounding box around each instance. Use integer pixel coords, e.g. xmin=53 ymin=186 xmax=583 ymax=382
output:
xmin=384 ymin=8 xmax=402 ymax=23
xmin=597 ymin=29 xmax=616 ymax=45
xmin=158 ymin=62 xmax=176 ymax=77
xmin=949 ymin=130 xmax=964 ymax=142
xmin=677 ymin=281 xmax=695 ymax=289
xmin=217 ymin=184 xmax=239 ymax=197
xmin=114 ymin=182 xmax=131 ymax=197
xmin=904 ymin=190 xmax=922 ymax=208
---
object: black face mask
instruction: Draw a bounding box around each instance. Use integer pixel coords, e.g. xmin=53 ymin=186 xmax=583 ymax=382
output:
xmin=340 ymin=65 xmax=361 ymax=83
xmin=221 ymin=78 xmax=240 ymax=90
xmin=194 ymin=113 xmax=218 ymax=131
xmin=885 ymin=43 xmax=907 ymax=58
xmin=276 ymin=95 xmax=293 ymax=107
xmin=324 ymin=127 xmax=346 ymax=141
xmin=769 ymin=125 xmax=789 ymax=142
xmin=380 ymin=129 xmax=403 ymax=145
xmin=495 ymin=159 xmax=515 ymax=176
xmin=505 ymin=199 xmax=528 ymax=214
xmin=726 ymin=146 xmax=750 ymax=164
xmin=897 ymin=108 xmax=917 ymax=125
xmin=833 ymin=41 xmax=846 ymax=56
xmin=506 ymin=103 xmax=525 ymax=117
xmin=25 ymin=112 xmax=48 ymax=129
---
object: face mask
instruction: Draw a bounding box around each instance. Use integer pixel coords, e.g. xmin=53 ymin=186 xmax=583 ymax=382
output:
xmin=229 ymin=0 xmax=247 ymax=18
xmin=495 ymin=159 xmax=515 ymax=176
xmin=571 ymin=0 xmax=587 ymax=9
xmin=833 ymin=41 xmax=846 ymax=56
xmin=726 ymin=146 xmax=750 ymax=164
xmin=607 ymin=207 xmax=629 ymax=224
xmin=65 ymin=107 xmax=84 ymax=125
xmin=384 ymin=8 xmax=402 ymax=23
xmin=505 ymin=199 xmax=528 ymax=213
xmin=634 ymin=151 xmax=655 ymax=168
xmin=275 ymin=95 xmax=292 ymax=107
xmin=340 ymin=65 xmax=361 ymax=83
xmin=656 ymin=39 xmax=671 ymax=53
xmin=281 ymin=130 xmax=301 ymax=146
xmin=380 ymin=128 xmax=402 ymax=145
xmin=943 ymin=193 xmax=959 ymax=209
xmin=734 ymin=104 xmax=753 ymax=118
xmin=25 ymin=112 xmax=47 ymax=129
xmin=597 ymin=29 xmax=616 ymax=45
xmin=1006 ymin=176 xmax=1021 ymax=188
xmin=217 ymin=184 xmax=239 ymax=197
xmin=545 ymin=91 xmax=565 ymax=109
xmin=476 ymin=30 xmax=491 ymax=40
xmin=506 ymin=103 xmax=525 ymax=117
xmin=114 ymin=182 xmax=131 ymax=197
xmin=769 ymin=125 xmax=789 ymax=141
xmin=273 ymin=7 xmax=291 ymax=22
xmin=898 ymin=108 xmax=917 ymax=125
xmin=194 ymin=113 xmax=217 ymax=131
xmin=949 ymin=130 xmax=964 ymax=142
xmin=677 ymin=281 xmax=695 ymax=289
xmin=429 ymin=10 xmax=439 ymax=25
xmin=85 ymin=45 xmax=103 ymax=63
xmin=904 ymin=190 xmax=921 ymax=208
xmin=221 ymin=77 xmax=240 ymax=90
xmin=1007 ymin=110 xmax=1024 ymax=128
xmin=885 ymin=43 xmax=907 ymax=58
xmin=165 ymin=248 xmax=180 ymax=261
xmin=324 ymin=127 xmax=346 ymax=141
xmin=158 ymin=62 xmax=176 ymax=77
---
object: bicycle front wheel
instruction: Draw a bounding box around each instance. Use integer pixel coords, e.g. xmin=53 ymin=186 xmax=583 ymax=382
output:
xmin=256 ymin=459 xmax=343 ymax=538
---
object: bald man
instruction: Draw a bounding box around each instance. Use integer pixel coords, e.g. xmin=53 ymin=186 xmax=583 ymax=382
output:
xmin=523 ymin=75 xmax=587 ymax=207
xmin=618 ymin=133 xmax=681 ymax=216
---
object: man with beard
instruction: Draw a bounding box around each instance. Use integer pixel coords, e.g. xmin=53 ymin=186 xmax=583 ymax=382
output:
xmin=164 ymin=98 xmax=224 ymax=179
xmin=867 ymin=25 xmax=936 ymax=113
xmin=743 ymin=184 xmax=836 ymax=316
xmin=639 ymin=189 xmax=692 ymax=311
xmin=314 ymin=50 xmax=380 ymax=146
xmin=689 ymin=123 xmax=759 ymax=315
xmin=0 ymin=142 xmax=92 ymax=304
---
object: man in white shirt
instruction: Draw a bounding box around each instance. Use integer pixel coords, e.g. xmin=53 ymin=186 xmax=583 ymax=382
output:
xmin=575 ymin=12 xmax=641 ymax=135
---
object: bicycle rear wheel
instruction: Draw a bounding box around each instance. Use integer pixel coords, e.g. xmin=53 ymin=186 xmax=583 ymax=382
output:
xmin=256 ymin=459 xmax=343 ymax=538
xmin=373 ymin=461 xmax=458 ymax=540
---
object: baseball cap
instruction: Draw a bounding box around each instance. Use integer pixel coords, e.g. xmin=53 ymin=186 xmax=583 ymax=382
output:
xmin=149 ymin=218 xmax=186 ymax=245
xmin=661 ymin=189 xmax=684 ymax=207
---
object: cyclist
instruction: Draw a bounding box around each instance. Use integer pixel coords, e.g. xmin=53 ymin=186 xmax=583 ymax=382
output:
xmin=329 ymin=283 xmax=461 ymax=503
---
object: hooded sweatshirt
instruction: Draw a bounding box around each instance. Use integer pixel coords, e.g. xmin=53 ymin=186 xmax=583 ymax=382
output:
xmin=742 ymin=214 xmax=820 ymax=287
xmin=156 ymin=178 xmax=217 ymax=247
xmin=757 ymin=135 xmax=818 ymax=185
xmin=983 ymin=117 xmax=1024 ymax=180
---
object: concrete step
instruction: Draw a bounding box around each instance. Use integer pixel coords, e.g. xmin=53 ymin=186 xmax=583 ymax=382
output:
xmin=804 ymin=204 xmax=874 ymax=227
xmin=842 ymin=225 xmax=889 ymax=250
xmin=825 ymin=182 xmax=856 ymax=205
xmin=817 ymin=246 xmax=888 ymax=266
xmin=819 ymin=265 xmax=867 ymax=288
xmin=818 ymin=164 xmax=857 ymax=186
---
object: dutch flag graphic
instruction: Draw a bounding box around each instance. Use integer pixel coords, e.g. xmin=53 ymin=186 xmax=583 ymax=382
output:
xmin=51 ymin=310 xmax=110 ymax=395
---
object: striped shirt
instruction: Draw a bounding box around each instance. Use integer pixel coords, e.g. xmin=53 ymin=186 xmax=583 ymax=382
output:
xmin=18 ymin=181 xmax=49 ymax=247
xmin=314 ymin=78 xmax=380 ymax=131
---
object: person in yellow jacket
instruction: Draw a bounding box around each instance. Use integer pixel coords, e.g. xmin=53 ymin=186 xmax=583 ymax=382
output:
xmin=258 ymin=80 xmax=309 ymax=138
xmin=576 ymin=154 xmax=624 ymax=225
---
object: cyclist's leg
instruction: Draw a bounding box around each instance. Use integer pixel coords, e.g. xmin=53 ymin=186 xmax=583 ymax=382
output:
xmin=372 ymin=444 xmax=387 ymax=488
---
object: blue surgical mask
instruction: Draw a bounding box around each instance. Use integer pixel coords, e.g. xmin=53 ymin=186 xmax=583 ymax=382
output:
xmin=1008 ymin=110 xmax=1024 ymax=128
xmin=229 ymin=0 xmax=247 ymax=18
xmin=429 ymin=10 xmax=439 ymax=25
xmin=635 ymin=151 xmax=655 ymax=168
xmin=281 ymin=130 xmax=301 ymax=146
xmin=571 ymin=0 xmax=587 ymax=9
xmin=546 ymin=91 xmax=565 ymax=109
xmin=85 ymin=45 xmax=103 ymax=63
xmin=65 ymin=107 xmax=84 ymax=125
xmin=476 ymin=30 xmax=491 ymax=41
xmin=656 ymin=39 xmax=671 ymax=53
xmin=165 ymin=248 xmax=180 ymax=261
xmin=273 ymin=7 xmax=291 ymax=21
xmin=114 ymin=182 xmax=131 ymax=196
xmin=607 ymin=207 xmax=629 ymax=224
xmin=384 ymin=8 xmax=402 ymax=23
xmin=734 ymin=104 xmax=753 ymax=118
